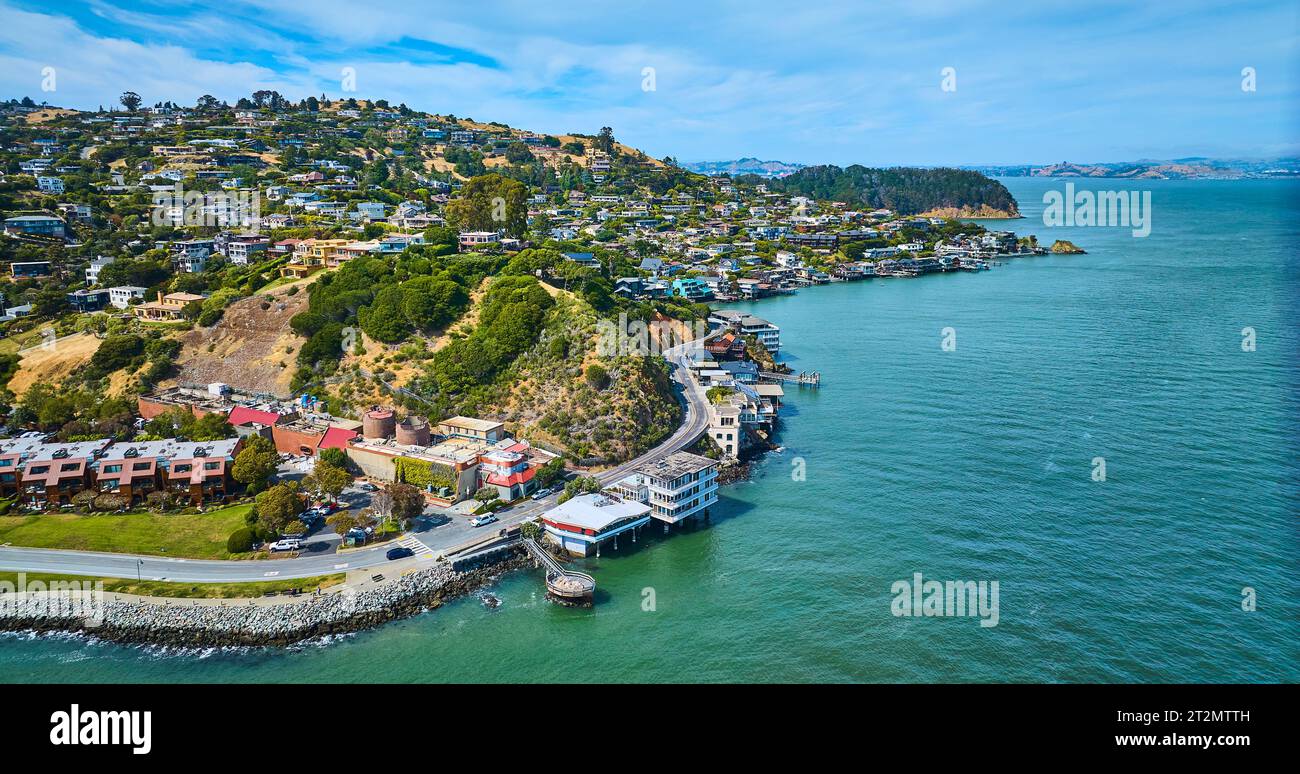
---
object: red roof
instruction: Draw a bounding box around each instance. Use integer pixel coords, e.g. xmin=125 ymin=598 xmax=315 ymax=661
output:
xmin=484 ymin=468 xmax=535 ymax=487
xmin=227 ymin=406 xmax=282 ymax=427
xmin=319 ymin=427 xmax=358 ymax=450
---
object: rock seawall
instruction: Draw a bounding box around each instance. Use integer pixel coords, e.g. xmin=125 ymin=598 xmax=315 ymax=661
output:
xmin=0 ymin=546 xmax=529 ymax=648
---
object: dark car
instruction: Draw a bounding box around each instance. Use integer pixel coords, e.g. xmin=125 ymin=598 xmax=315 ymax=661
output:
xmin=386 ymin=546 xmax=414 ymax=561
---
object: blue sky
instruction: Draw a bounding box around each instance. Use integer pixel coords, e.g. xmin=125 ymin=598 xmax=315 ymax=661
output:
xmin=1 ymin=0 xmax=1296 ymax=165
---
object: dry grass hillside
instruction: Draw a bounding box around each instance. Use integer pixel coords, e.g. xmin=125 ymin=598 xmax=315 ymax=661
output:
xmin=7 ymin=332 xmax=100 ymax=396
xmin=172 ymin=284 xmax=308 ymax=396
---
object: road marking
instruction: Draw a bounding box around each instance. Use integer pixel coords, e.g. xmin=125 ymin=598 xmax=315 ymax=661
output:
xmin=334 ymin=563 xmax=349 ymax=569
xmin=263 ymin=571 xmax=280 ymax=577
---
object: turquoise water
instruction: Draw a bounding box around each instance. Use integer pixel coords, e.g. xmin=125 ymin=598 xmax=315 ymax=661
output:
xmin=2 ymin=178 xmax=1297 ymax=682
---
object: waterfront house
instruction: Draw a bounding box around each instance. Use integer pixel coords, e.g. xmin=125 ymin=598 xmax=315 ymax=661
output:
xmin=708 ymin=310 xmax=781 ymax=354
xmin=541 ymin=493 xmax=652 ymax=557
xmin=611 ymin=451 xmax=719 ymax=528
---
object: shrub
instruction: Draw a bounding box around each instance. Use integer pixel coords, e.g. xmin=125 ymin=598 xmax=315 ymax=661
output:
xmin=584 ymin=363 xmax=609 ymax=389
xmin=227 ymin=527 xmax=255 ymax=553
xmin=93 ymin=494 xmax=129 ymax=511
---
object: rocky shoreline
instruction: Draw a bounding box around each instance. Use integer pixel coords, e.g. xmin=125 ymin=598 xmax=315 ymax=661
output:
xmin=0 ymin=547 xmax=530 ymax=649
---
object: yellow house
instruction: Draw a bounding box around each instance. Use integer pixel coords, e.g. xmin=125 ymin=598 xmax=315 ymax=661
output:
xmin=133 ymin=291 xmax=204 ymax=321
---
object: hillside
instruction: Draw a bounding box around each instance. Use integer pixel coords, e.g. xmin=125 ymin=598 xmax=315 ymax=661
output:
xmin=480 ymin=292 xmax=681 ymax=465
xmin=758 ymin=164 xmax=1020 ymax=216
xmin=172 ymin=283 xmax=309 ymax=396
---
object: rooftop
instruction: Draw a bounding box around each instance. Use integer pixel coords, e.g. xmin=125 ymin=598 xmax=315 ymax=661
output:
xmin=632 ymin=451 xmax=718 ymax=481
xmin=544 ymin=493 xmax=651 ymax=532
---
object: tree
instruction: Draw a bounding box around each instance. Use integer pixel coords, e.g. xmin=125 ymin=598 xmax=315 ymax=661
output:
xmin=389 ymin=483 xmax=424 ymax=523
xmin=120 ymin=91 xmax=142 ymax=112
xmin=303 ymin=460 xmax=351 ymax=504
xmin=317 ymin=447 xmax=348 ymax=470
xmin=536 ymin=457 xmax=566 ymax=488
xmin=595 ymin=127 xmax=615 ymax=154
xmin=443 ymin=174 xmax=528 ymax=237
xmin=227 ymin=527 xmax=255 ymax=553
xmin=557 ymin=476 xmax=602 ymax=504
xmin=231 ymin=434 xmax=278 ymax=493
xmin=504 ymin=142 xmax=534 ymax=164
xmin=254 ymin=482 xmax=303 ymax=533
xmin=327 ymin=509 xmax=372 ymax=537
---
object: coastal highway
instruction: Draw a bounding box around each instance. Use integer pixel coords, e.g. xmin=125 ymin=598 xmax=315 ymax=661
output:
xmin=0 ymin=345 xmax=712 ymax=583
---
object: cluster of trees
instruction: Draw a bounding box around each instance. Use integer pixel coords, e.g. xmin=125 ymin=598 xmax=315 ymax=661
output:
xmin=291 ymin=242 xmax=489 ymax=383
xmin=418 ymin=275 xmax=555 ymax=403
xmin=141 ymin=406 xmax=235 ymax=442
xmin=10 ymin=384 xmax=135 ymax=439
xmin=757 ymin=165 xmax=1019 ymax=215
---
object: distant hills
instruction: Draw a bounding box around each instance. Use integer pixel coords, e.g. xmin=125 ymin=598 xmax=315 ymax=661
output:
xmin=687 ymin=156 xmax=1300 ymax=181
xmin=681 ymin=157 xmax=806 ymax=178
xmin=964 ymin=158 xmax=1300 ymax=180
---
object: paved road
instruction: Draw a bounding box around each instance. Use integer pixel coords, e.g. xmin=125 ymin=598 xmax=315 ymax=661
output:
xmin=0 ymin=345 xmax=712 ymax=582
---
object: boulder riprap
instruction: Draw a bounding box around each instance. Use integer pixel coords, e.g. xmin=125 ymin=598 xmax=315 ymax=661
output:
xmin=0 ymin=547 xmax=529 ymax=648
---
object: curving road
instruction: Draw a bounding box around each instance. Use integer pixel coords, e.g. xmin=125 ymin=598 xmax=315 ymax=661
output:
xmin=0 ymin=345 xmax=712 ymax=583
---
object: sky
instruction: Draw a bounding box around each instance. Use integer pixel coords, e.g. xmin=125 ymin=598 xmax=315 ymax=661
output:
xmin=0 ymin=0 xmax=1296 ymax=166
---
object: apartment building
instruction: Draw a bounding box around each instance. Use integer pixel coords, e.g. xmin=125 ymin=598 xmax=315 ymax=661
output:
xmin=612 ymin=451 xmax=719 ymax=527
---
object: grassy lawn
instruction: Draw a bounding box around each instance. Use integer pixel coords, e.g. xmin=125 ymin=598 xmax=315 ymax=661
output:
xmin=0 ymin=571 xmax=345 ymax=599
xmin=0 ymin=503 xmax=253 ymax=559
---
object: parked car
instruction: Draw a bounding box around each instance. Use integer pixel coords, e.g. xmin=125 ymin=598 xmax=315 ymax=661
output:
xmin=469 ymin=514 xmax=499 ymax=528
xmin=269 ymin=539 xmax=302 ymax=553
xmin=358 ymin=482 xmax=378 ymax=492
xmin=530 ymin=487 xmax=553 ymax=501
xmin=386 ymin=546 xmax=414 ymax=561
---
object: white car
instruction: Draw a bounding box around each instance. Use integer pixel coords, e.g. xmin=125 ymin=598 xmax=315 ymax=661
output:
xmin=469 ymin=514 xmax=499 ymax=528
xmin=269 ymin=539 xmax=302 ymax=552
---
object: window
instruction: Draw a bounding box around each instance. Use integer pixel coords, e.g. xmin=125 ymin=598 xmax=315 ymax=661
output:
xmin=61 ymin=463 xmax=79 ymax=472
xmin=30 ymin=465 xmax=49 ymax=474
xmin=204 ymin=462 xmax=220 ymax=471
xmin=0 ymin=459 xmax=11 ymax=467
xmin=133 ymin=462 xmax=151 ymax=471
xmin=103 ymin=464 xmax=123 ymax=473
xmin=173 ymin=464 xmax=191 ymax=473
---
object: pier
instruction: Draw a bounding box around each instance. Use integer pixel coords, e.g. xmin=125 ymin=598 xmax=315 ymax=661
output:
xmin=759 ymin=370 xmax=822 ymax=388
xmin=521 ymin=538 xmax=596 ymax=607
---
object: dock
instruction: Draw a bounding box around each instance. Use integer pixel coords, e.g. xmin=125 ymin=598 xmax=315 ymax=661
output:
xmin=759 ymin=370 xmax=822 ymax=388
xmin=521 ymin=538 xmax=596 ymax=607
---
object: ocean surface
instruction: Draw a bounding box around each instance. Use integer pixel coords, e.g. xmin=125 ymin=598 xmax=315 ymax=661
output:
xmin=2 ymin=178 xmax=1297 ymax=683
